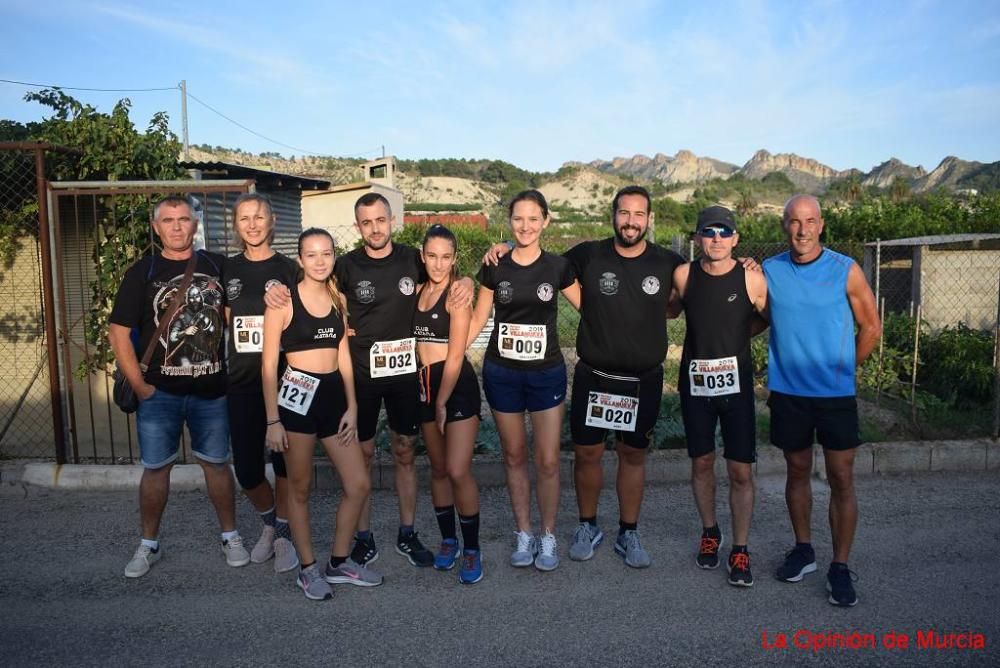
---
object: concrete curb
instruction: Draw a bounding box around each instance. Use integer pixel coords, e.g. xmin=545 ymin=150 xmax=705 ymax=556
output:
xmin=3 ymin=438 xmax=997 ymax=491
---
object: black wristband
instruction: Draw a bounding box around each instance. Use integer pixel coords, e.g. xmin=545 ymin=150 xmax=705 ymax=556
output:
xmin=266 ymin=419 xmax=280 ymax=426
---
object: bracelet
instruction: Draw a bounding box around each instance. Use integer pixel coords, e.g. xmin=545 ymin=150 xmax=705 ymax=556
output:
xmin=266 ymin=418 xmax=280 ymax=426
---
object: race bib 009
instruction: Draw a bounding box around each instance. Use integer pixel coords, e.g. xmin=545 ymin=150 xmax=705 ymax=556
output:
xmin=498 ymin=322 xmax=546 ymax=361
xmin=688 ymin=356 xmax=740 ymax=397
xmin=277 ymin=368 xmax=320 ymax=415
xmin=370 ymin=337 xmax=417 ymax=378
xmin=233 ymin=315 xmax=263 ymax=353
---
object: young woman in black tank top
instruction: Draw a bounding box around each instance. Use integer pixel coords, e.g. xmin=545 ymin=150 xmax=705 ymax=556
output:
xmin=414 ymin=225 xmax=483 ymax=583
xmin=262 ymin=228 xmax=382 ymax=600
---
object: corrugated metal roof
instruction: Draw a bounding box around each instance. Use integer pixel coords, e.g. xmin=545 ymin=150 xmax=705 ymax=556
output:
xmin=865 ymin=234 xmax=1000 ymax=247
xmin=179 ymin=161 xmax=330 ymax=190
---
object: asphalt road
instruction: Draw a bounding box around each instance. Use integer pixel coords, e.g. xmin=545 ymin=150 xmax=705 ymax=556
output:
xmin=1 ymin=471 xmax=997 ymax=667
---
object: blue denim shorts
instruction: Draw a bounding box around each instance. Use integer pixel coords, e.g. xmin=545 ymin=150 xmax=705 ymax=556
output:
xmin=482 ymin=358 xmax=566 ymax=414
xmin=136 ymin=390 xmax=231 ymax=469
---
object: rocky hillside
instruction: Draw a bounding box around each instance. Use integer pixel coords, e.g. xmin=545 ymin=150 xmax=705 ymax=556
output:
xmin=862 ymin=158 xmax=928 ymax=189
xmin=580 ymin=150 xmax=738 ymax=183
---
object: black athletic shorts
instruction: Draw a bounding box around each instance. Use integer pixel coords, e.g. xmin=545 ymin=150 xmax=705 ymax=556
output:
xmin=355 ymin=373 xmax=421 ymax=442
xmin=418 ymin=359 xmax=481 ymax=424
xmin=680 ymin=389 xmax=756 ymax=463
xmin=277 ymin=368 xmax=348 ymax=440
xmin=768 ymin=390 xmax=861 ymax=452
xmin=228 ymin=391 xmax=286 ymax=488
xmin=570 ymin=360 xmax=663 ymax=449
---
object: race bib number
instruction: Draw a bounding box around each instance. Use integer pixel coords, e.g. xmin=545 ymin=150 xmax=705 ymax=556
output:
xmin=498 ymin=322 xmax=546 ymax=361
xmin=233 ymin=315 xmax=263 ymax=353
xmin=584 ymin=391 xmax=639 ymax=432
xmin=278 ymin=368 xmax=319 ymax=415
xmin=688 ymin=356 xmax=740 ymax=397
xmin=370 ymin=337 xmax=417 ymax=378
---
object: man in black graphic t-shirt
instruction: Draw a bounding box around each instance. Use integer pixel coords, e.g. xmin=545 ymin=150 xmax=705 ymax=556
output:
xmin=109 ymin=195 xmax=248 ymax=579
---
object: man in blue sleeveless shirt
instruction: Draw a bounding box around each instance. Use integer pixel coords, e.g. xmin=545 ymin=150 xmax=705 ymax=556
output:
xmin=764 ymin=195 xmax=880 ymax=607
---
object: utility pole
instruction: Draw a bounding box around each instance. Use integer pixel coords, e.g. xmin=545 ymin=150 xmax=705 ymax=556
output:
xmin=179 ymin=80 xmax=189 ymax=160
xmin=381 ymin=144 xmax=385 ymax=158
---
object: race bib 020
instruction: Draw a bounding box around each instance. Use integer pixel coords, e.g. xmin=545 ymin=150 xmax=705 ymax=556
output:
xmin=498 ymin=322 xmax=546 ymax=361
xmin=277 ymin=368 xmax=320 ymax=415
xmin=584 ymin=391 xmax=639 ymax=432
xmin=233 ymin=315 xmax=263 ymax=353
xmin=370 ymin=337 xmax=417 ymax=378
xmin=688 ymin=356 xmax=740 ymax=397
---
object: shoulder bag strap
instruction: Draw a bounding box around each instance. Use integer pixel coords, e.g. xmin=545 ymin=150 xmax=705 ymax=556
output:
xmin=137 ymin=251 xmax=200 ymax=371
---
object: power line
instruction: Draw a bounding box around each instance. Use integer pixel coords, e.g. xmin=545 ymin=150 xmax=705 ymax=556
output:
xmin=0 ymin=78 xmax=177 ymax=92
xmin=184 ymin=91 xmax=322 ymax=156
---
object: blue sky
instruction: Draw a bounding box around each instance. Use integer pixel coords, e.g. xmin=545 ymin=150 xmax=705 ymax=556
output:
xmin=1 ymin=0 xmax=998 ymax=173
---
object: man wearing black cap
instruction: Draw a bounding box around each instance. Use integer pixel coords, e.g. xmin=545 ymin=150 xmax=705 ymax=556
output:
xmin=670 ymin=205 xmax=768 ymax=586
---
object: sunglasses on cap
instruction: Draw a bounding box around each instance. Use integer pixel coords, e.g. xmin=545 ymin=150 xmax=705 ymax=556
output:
xmin=698 ymin=226 xmax=735 ymax=239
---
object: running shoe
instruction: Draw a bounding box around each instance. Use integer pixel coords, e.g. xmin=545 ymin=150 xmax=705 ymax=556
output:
xmin=124 ymin=543 xmax=161 ymax=578
xmin=459 ymin=549 xmax=483 ymax=584
xmin=350 ymin=534 xmax=379 ymax=566
xmin=396 ymin=531 xmax=434 ymax=567
xmin=569 ymin=522 xmax=604 ymax=562
xmin=273 ymin=537 xmax=299 ymax=573
xmin=534 ymin=532 xmax=560 ymax=571
xmin=727 ymin=550 xmax=754 ymax=587
xmin=510 ymin=531 xmax=537 ymax=568
xmin=614 ymin=529 xmax=652 ymax=569
xmin=434 ymin=538 xmax=460 ymax=571
xmin=826 ymin=563 xmax=859 ymax=607
xmin=297 ymin=563 xmax=333 ymax=600
xmin=774 ymin=544 xmax=817 ymax=582
xmin=324 ymin=558 xmax=384 ymax=587
xmin=222 ymin=535 xmax=251 ymax=567
xmin=696 ymin=528 xmax=724 ymax=569
xmin=251 ymin=525 xmax=276 ymax=564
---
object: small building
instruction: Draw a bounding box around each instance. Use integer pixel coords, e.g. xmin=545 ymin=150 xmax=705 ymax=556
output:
xmin=301 ymin=156 xmax=405 ymax=250
xmin=864 ymin=234 xmax=1000 ymax=330
xmin=179 ymin=161 xmax=330 ymax=256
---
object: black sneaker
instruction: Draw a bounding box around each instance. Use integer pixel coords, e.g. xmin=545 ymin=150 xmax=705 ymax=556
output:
xmin=350 ymin=534 xmax=379 ymax=567
xmin=696 ymin=528 xmax=724 ymax=569
xmin=826 ymin=563 xmax=859 ymax=607
xmin=727 ymin=550 xmax=754 ymax=587
xmin=774 ymin=544 xmax=817 ymax=582
xmin=395 ymin=531 xmax=434 ymax=567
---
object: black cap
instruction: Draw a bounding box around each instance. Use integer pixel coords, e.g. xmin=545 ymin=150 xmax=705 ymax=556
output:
xmin=695 ymin=205 xmax=737 ymax=233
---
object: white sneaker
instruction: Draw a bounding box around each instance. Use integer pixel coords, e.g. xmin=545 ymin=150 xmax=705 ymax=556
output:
xmin=273 ymin=537 xmax=299 ymax=573
xmin=124 ymin=543 xmax=162 ymax=578
xmin=510 ymin=530 xmax=537 ymax=568
xmin=251 ymin=525 xmax=276 ymax=563
xmin=534 ymin=532 xmax=559 ymax=571
xmin=222 ymin=535 xmax=251 ymax=567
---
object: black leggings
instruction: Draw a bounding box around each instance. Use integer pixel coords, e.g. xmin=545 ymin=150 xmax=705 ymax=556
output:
xmin=227 ymin=390 xmax=287 ymax=489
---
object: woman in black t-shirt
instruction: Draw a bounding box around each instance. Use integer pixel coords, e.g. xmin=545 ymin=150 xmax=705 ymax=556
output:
xmin=224 ymin=194 xmax=300 ymax=574
xmin=469 ymin=190 xmax=580 ymax=572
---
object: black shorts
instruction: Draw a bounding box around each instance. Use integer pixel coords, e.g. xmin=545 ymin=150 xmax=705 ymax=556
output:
xmin=570 ymin=360 xmax=663 ymax=450
xmin=680 ymin=389 xmax=756 ymax=464
xmin=228 ymin=390 xmax=286 ymax=487
xmin=355 ymin=373 xmax=420 ymax=442
xmin=418 ymin=359 xmax=481 ymax=424
xmin=277 ymin=368 xmax=348 ymax=440
xmin=768 ymin=390 xmax=861 ymax=452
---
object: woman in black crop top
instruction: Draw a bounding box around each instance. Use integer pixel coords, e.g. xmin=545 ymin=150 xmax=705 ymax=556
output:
xmin=467 ymin=190 xmax=581 ymax=572
xmin=413 ymin=225 xmax=483 ymax=583
xmin=262 ymin=228 xmax=382 ymax=600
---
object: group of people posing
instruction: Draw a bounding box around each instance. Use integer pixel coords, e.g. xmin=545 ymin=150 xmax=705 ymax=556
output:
xmin=109 ymin=184 xmax=880 ymax=607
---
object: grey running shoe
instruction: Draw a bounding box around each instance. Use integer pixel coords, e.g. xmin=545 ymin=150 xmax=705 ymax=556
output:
xmin=273 ymin=537 xmax=299 ymax=573
xmin=569 ymin=522 xmax=604 ymax=561
xmin=534 ymin=532 xmax=560 ymax=572
xmin=297 ymin=563 xmax=333 ymax=601
xmin=510 ymin=530 xmax=537 ymax=568
xmin=324 ymin=558 xmax=384 ymax=587
xmin=124 ymin=543 xmax=162 ymax=578
xmin=222 ymin=535 xmax=251 ymax=567
xmin=251 ymin=525 xmax=275 ymax=564
xmin=614 ymin=529 xmax=652 ymax=569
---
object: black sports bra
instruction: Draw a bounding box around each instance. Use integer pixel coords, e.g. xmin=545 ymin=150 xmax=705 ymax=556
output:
xmin=280 ymin=285 xmax=344 ymax=352
xmin=413 ymin=285 xmax=449 ymax=344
